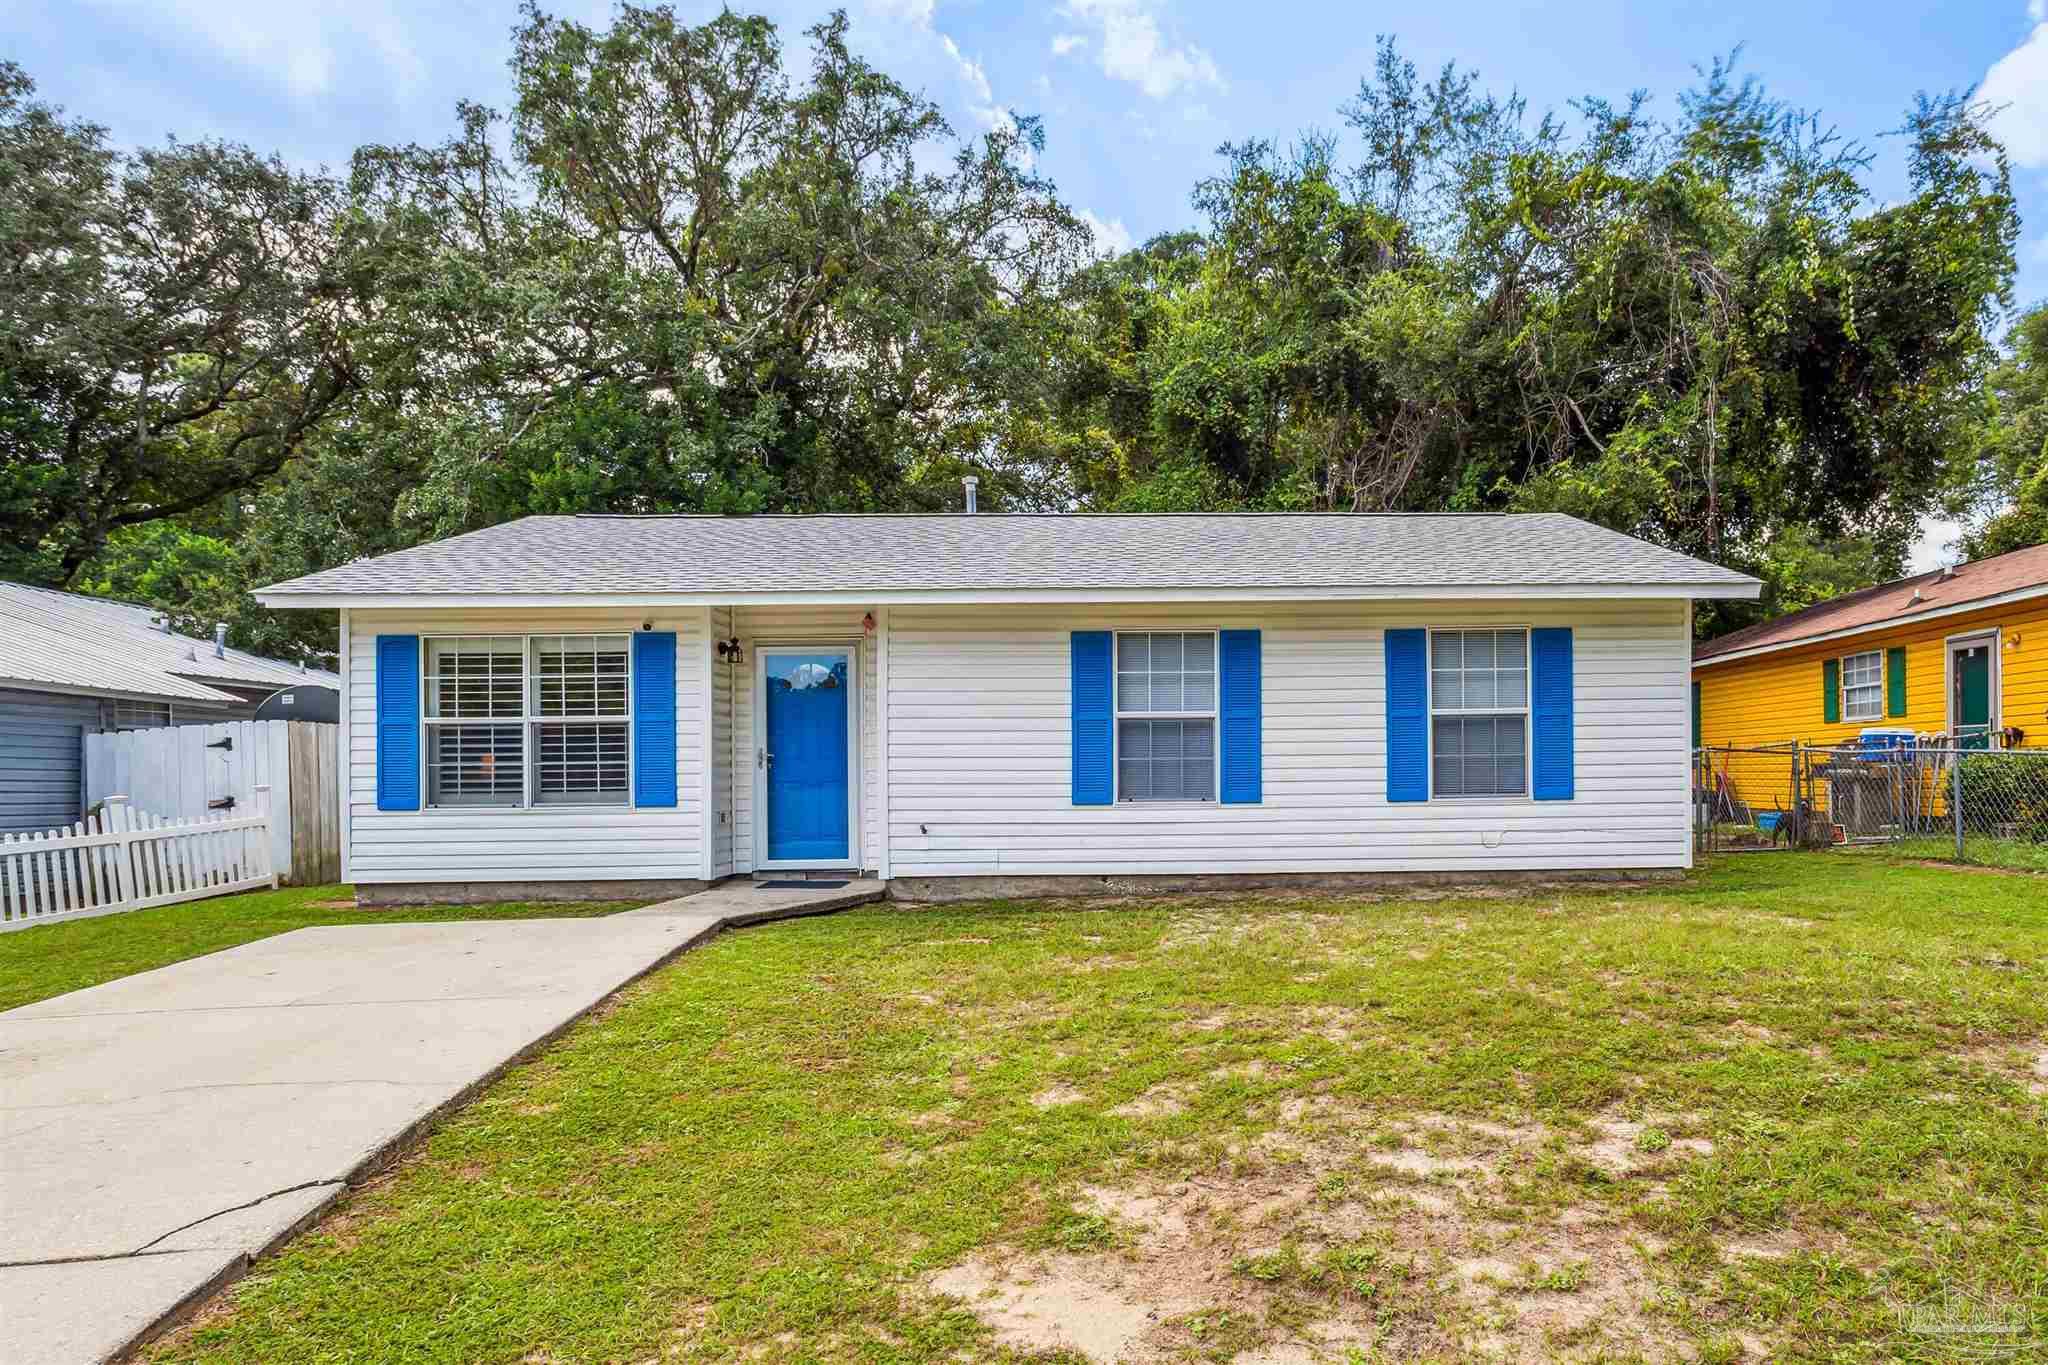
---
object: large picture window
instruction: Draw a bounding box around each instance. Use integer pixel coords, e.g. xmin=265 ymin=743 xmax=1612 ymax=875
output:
xmin=422 ymin=634 xmax=632 ymax=808
xmin=1116 ymin=630 xmax=1216 ymax=801
xmin=1840 ymin=650 xmax=1882 ymax=722
xmin=1430 ymin=628 xmax=1529 ymax=798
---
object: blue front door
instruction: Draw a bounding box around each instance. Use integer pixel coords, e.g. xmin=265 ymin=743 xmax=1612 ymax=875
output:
xmin=764 ymin=650 xmax=852 ymax=863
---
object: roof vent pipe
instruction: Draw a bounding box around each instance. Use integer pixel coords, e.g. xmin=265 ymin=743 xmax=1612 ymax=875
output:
xmin=213 ymin=623 xmax=227 ymax=659
xmin=962 ymin=475 xmax=978 ymax=514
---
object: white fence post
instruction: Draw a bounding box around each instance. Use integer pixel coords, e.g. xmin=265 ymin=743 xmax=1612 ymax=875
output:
xmin=253 ymin=784 xmax=280 ymax=889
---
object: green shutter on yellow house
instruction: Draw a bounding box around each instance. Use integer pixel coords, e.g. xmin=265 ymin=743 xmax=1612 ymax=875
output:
xmin=1886 ymin=647 xmax=1906 ymax=718
xmin=1823 ymin=658 xmax=1840 ymax=724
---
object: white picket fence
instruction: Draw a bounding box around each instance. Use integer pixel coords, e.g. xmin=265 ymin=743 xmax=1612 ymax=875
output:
xmin=0 ymin=789 xmax=278 ymax=932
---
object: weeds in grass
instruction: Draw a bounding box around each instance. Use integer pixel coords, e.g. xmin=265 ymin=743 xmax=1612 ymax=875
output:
xmin=143 ymin=856 xmax=2048 ymax=1363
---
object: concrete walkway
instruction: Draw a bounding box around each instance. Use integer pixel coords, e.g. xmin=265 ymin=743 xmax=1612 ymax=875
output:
xmin=0 ymin=878 xmax=882 ymax=1364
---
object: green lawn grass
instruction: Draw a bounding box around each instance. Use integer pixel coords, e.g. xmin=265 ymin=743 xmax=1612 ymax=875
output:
xmin=144 ymin=857 xmax=2048 ymax=1363
xmin=0 ymin=884 xmax=640 ymax=1011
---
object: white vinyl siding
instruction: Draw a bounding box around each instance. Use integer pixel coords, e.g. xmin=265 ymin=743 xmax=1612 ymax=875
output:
xmin=883 ymin=600 xmax=1691 ymax=877
xmin=1840 ymin=649 xmax=1882 ymax=722
xmin=351 ymin=597 xmax=1689 ymax=888
xmin=346 ymin=610 xmax=704 ymax=885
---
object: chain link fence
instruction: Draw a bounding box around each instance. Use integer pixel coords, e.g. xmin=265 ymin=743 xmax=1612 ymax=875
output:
xmin=1695 ymin=742 xmax=2048 ymax=870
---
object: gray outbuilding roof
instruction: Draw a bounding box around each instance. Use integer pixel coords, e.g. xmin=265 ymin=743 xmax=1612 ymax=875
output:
xmin=256 ymin=513 xmax=1760 ymax=603
xmin=0 ymin=582 xmax=338 ymax=703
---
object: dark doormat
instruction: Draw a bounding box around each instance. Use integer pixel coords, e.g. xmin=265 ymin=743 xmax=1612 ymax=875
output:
xmin=757 ymin=879 xmax=850 ymax=890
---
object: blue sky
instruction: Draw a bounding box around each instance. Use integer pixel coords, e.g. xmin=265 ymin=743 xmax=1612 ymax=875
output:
xmin=9 ymin=0 xmax=2047 ymax=564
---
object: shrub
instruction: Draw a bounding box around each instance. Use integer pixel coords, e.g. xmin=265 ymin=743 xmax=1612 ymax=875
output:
xmin=1954 ymin=752 xmax=2048 ymax=841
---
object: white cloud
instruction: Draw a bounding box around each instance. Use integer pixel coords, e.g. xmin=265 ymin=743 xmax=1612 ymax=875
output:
xmin=865 ymin=0 xmax=937 ymax=24
xmin=936 ymin=33 xmax=1014 ymax=133
xmin=111 ymin=0 xmax=425 ymax=100
xmin=940 ymin=34 xmax=993 ymax=106
xmin=2032 ymin=0 xmax=2045 ymax=21
xmin=1050 ymin=33 xmax=1087 ymax=57
xmin=1079 ymin=208 xmax=1134 ymax=257
xmin=1980 ymin=18 xmax=2048 ymax=168
xmin=1909 ymin=517 xmax=1964 ymax=573
xmin=1060 ymin=0 xmax=1224 ymax=100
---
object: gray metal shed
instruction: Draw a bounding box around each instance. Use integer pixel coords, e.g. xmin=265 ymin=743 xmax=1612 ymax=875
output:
xmin=0 ymin=687 xmax=105 ymax=836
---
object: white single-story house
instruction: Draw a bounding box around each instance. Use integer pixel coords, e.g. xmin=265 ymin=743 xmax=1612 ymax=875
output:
xmin=253 ymin=512 xmax=1760 ymax=902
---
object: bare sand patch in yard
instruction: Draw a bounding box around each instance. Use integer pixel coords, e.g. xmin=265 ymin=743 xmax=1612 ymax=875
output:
xmin=1954 ymin=1037 xmax=2048 ymax=1097
xmin=1029 ymin=1083 xmax=1087 ymax=1109
xmin=1111 ymin=1081 xmax=1193 ymax=1118
xmin=1579 ymin=1114 xmax=1715 ymax=1175
xmin=928 ymin=1101 xmax=1726 ymax=1363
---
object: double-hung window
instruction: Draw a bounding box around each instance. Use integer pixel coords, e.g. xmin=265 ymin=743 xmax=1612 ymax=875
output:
xmin=422 ymin=634 xmax=631 ymax=808
xmin=531 ymin=635 xmax=630 ymax=805
xmin=1840 ymin=650 xmax=1882 ymax=722
xmin=1430 ymin=628 xmax=1529 ymax=798
xmin=1116 ymin=631 xmax=1216 ymax=801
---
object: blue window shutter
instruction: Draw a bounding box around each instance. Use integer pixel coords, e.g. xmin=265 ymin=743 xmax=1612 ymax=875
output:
xmin=1071 ymin=631 xmax=1113 ymax=805
xmin=375 ymin=635 xmax=420 ymax=811
xmin=1385 ymin=629 xmax=1428 ymax=802
xmin=632 ymin=632 xmax=678 ymax=808
xmin=1531 ymin=627 xmax=1575 ymax=801
xmin=1219 ymin=629 xmax=1262 ymax=803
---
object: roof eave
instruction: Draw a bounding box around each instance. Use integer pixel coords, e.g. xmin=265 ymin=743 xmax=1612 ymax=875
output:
xmin=257 ymin=581 xmax=1760 ymax=609
xmin=1693 ymin=580 xmax=2048 ymax=668
xmin=0 ymin=675 xmax=245 ymax=705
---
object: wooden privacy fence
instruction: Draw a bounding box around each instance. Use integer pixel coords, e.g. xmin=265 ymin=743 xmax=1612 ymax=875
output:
xmin=0 ymin=790 xmax=278 ymax=931
xmin=83 ymin=720 xmax=339 ymax=885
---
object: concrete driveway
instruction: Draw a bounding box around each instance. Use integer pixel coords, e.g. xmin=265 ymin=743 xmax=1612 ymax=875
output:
xmin=0 ymin=880 xmax=880 ymax=1363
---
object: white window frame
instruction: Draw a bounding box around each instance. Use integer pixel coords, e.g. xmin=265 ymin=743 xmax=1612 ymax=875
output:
xmin=1943 ymin=629 xmax=2002 ymax=741
xmin=111 ymin=699 xmax=174 ymax=730
xmin=1112 ymin=628 xmax=1220 ymax=804
xmin=1426 ymin=625 xmax=1533 ymax=801
xmin=417 ymin=633 xmax=637 ymax=812
xmin=1840 ymin=649 xmax=1883 ymax=723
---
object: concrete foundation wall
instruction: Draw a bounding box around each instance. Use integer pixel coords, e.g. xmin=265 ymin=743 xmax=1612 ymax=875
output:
xmin=356 ymin=879 xmax=710 ymax=907
xmin=886 ymin=867 xmax=1683 ymax=904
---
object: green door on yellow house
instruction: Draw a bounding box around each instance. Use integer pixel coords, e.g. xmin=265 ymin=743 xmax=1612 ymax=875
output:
xmin=1952 ymin=640 xmax=1993 ymax=748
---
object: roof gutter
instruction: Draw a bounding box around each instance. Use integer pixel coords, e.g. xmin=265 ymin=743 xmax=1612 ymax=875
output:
xmin=256 ymin=581 xmax=1758 ymax=610
xmin=1692 ymin=580 xmax=2048 ymax=669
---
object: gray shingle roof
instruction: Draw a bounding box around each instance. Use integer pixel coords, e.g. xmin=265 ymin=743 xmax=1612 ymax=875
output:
xmin=257 ymin=513 xmax=1759 ymax=601
xmin=0 ymin=582 xmax=338 ymax=702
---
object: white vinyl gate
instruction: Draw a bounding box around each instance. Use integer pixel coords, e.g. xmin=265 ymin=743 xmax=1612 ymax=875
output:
xmin=82 ymin=721 xmax=336 ymax=884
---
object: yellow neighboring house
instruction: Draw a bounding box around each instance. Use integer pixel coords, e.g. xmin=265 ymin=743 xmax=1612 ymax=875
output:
xmin=1693 ymin=541 xmax=2048 ymax=751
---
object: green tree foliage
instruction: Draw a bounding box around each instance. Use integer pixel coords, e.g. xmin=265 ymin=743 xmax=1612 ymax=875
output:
xmin=1032 ymin=43 xmax=2016 ymax=635
xmin=0 ymin=22 xmax=2028 ymax=656
xmin=343 ymin=5 xmax=1088 ymax=539
xmin=0 ymin=63 xmax=367 ymax=586
xmin=1963 ymin=305 xmax=2048 ymax=560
